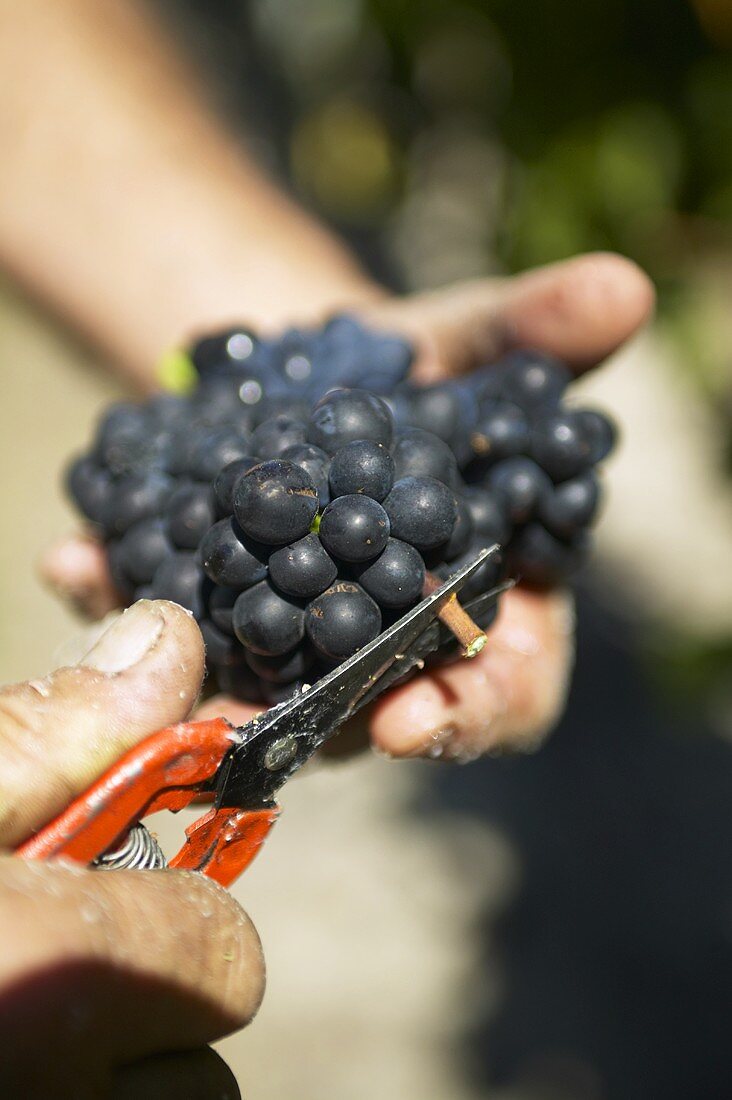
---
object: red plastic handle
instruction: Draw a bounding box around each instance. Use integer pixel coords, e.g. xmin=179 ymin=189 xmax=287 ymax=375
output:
xmin=16 ymin=717 xmax=279 ymax=886
xmin=169 ymin=803 xmax=280 ymax=886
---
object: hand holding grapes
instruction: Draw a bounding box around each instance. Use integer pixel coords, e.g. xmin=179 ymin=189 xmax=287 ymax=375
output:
xmin=0 ymin=3 xmax=654 ymax=759
xmin=44 ymin=253 xmax=655 ymax=760
xmin=0 ymin=601 xmax=263 ymax=1092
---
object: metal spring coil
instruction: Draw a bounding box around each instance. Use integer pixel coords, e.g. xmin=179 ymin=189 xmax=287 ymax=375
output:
xmin=93 ymin=823 xmax=167 ymax=871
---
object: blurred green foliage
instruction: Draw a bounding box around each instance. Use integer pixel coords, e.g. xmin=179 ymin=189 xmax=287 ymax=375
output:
xmin=180 ymin=0 xmax=732 ymax=389
xmin=242 ymin=0 xmax=732 ymax=403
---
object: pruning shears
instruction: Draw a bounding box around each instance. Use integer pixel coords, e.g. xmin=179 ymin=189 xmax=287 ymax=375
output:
xmin=17 ymin=547 xmax=504 ymax=887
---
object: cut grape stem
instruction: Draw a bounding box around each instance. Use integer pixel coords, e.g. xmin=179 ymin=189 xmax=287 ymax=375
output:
xmin=423 ymin=571 xmax=488 ymax=659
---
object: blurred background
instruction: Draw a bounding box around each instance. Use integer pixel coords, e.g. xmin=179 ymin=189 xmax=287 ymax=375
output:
xmin=1 ymin=0 xmax=731 ymax=1097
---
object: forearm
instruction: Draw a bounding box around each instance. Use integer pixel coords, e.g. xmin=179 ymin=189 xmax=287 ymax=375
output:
xmin=0 ymin=0 xmax=381 ymax=388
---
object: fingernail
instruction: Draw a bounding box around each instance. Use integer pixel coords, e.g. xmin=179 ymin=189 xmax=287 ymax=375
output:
xmin=78 ymin=601 xmax=165 ymax=673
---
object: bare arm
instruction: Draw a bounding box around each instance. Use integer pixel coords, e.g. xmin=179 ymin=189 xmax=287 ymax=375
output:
xmin=0 ymin=0 xmax=381 ymax=387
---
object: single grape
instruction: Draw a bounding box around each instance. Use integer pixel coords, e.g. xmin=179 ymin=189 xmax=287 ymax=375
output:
xmin=280 ymin=443 xmax=331 ymax=506
xmin=165 ymin=482 xmax=216 ymax=550
xmin=200 ymin=618 xmax=246 ymax=668
xmin=539 ymin=471 xmax=601 ymax=538
xmin=319 ymin=495 xmax=390 ymax=562
xmin=470 ymin=403 xmax=530 ymax=463
xmin=443 ymin=494 xmax=475 ymax=561
xmin=269 ymin=326 xmax=309 ymax=371
xmin=142 ymin=427 xmax=178 ymax=474
xmin=268 ymin=534 xmax=337 ymax=598
xmin=208 ymin=584 xmax=240 ymax=635
xmin=306 ymin=582 xmax=382 ymax=661
xmin=321 ymin=312 xmax=366 ymax=343
xmin=406 ymin=384 xmax=466 ymax=447
xmin=96 ymin=403 xmax=149 ymax=476
xmin=282 ymin=350 xmax=314 ymax=388
xmin=66 ymin=456 xmax=114 ymax=527
xmin=225 ymin=374 xmax=267 ymax=415
xmin=103 ymin=471 xmax=173 ymax=536
xmin=380 ymin=390 xmax=411 ymax=428
xmin=213 ymin=456 xmax=260 ymax=516
xmin=150 ymin=551 xmax=207 ymax=618
xmin=500 ymin=352 xmax=571 ymax=410
xmin=199 ymin=517 xmax=270 ymax=588
xmin=117 ymin=518 xmax=172 ymax=585
xmin=214 ymin=661 xmax=265 ymax=703
xmin=96 ymin=402 xmax=140 ymax=440
xmin=531 ymin=411 xmax=593 ymax=481
xmin=232 ymin=579 xmax=305 ymax=656
xmin=146 ymin=392 xmax=190 ymax=430
xmin=194 ymin=376 xmax=255 ymax=426
xmin=576 ymin=408 xmax=617 ymax=464
xmin=468 ymin=361 xmax=510 ymax=404
xmin=246 ymin=644 xmax=315 ymax=684
xmin=251 ymin=414 xmax=308 ymax=459
xmin=489 ymin=457 xmax=552 ymax=525
xmin=462 ymin=487 xmax=511 ymax=546
xmin=190 ymin=327 xmax=258 ymax=374
xmin=383 ymin=477 xmax=457 ymax=550
xmin=355 ymin=538 xmax=425 ymax=608
xmin=188 ymin=426 xmax=253 ymax=482
xmin=233 ymin=460 xmax=319 ymax=545
xmin=307 ymin=389 xmax=393 ymax=452
xmin=321 ymin=319 xmax=405 ymax=363
xmin=319 ymin=316 xmax=412 ymax=392
xmin=106 ymin=539 xmax=135 ymax=600
xmin=328 ymin=439 xmax=395 ymax=501
xmin=392 ymin=428 xmax=458 ymax=486
xmin=166 ymin=422 xmax=216 ymax=478
xmin=371 ymin=335 xmax=414 ymax=382
xmin=509 ymin=522 xmax=589 ymax=586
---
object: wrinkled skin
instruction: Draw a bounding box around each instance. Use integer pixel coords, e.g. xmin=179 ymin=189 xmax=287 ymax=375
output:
xmin=0 ymin=601 xmax=264 ymax=1096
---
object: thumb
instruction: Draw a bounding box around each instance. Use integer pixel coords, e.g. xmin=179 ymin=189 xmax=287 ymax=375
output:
xmin=0 ymin=600 xmax=205 ymax=847
xmin=367 ymin=252 xmax=655 ymax=380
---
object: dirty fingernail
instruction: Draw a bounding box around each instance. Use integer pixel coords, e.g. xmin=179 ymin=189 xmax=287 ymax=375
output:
xmin=78 ymin=601 xmax=165 ymax=673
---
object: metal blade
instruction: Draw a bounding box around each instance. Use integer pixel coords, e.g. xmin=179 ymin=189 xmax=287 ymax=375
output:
xmin=216 ymin=546 xmax=499 ymax=809
xmin=351 ymin=579 xmax=515 ymax=711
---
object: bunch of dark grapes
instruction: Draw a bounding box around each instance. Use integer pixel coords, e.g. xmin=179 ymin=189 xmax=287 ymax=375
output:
xmin=388 ymin=351 xmax=616 ymax=587
xmin=66 ymin=318 xmax=616 ymax=703
xmin=187 ymin=314 xmax=413 ymax=402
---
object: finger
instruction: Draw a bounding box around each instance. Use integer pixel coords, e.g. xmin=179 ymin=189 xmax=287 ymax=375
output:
xmin=112 ymin=1047 xmax=240 ymax=1100
xmin=0 ymin=600 xmax=205 ymax=846
xmin=367 ymin=252 xmax=655 ymax=381
xmin=40 ymin=532 xmax=120 ymax=620
xmin=0 ymin=858 xmax=263 ymax=1085
xmin=369 ymin=587 xmax=575 ymax=760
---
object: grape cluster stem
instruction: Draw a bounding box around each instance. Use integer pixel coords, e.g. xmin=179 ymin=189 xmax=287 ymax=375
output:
xmin=423 ymin=571 xmax=487 ymax=659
